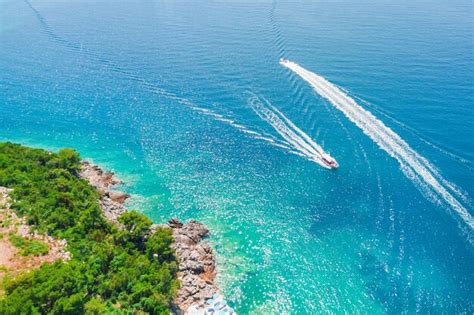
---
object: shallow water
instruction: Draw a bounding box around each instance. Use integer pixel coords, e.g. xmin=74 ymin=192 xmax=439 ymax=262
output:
xmin=1 ymin=0 xmax=473 ymax=313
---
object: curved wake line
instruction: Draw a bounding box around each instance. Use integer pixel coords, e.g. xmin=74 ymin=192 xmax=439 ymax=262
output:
xmin=248 ymin=94 xmax=333 ymax=169
xmin=281 ymin=60 xmax=474 ymax=231
xmin=269 ymin=0 xmax=286 ymax=59
xmin=345 ymin=90 xmax=474 ymax=170
xmin=23 ymin=0 xmax=294 ymax=154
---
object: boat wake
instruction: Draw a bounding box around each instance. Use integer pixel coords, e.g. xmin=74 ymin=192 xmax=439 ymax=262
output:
xmin=248 ymin=94 xmax=338 ymax=169
xmin=280 ymin=59 xmax=474 ymax=232
xmin=346 ymin=90 xmax=474 ymax=171
xmin=23 ymin=0 xmax=296 ymax=154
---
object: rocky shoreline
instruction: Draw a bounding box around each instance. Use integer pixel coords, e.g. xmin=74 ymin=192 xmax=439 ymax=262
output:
xmin=166 ymin=218 xmax=219 ymax=313
xmin=80 ymin=161 xmax=221 ymax=314
xmin=80 ymin=162 xmax=129 ymax=224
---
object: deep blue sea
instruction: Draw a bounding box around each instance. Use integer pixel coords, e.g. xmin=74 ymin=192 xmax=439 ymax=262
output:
xmin=1 ymin=0 xmax=473 ymax=313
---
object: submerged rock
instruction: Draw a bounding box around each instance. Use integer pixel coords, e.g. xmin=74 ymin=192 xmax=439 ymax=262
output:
xmin=107 ymin=191 xmax=130 ymax=204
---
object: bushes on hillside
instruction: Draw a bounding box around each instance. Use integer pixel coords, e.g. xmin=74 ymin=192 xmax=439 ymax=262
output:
xmin=8 ymin=234 xmax=49 ymax=256
xmin=0 ymin=142 xmax=178 ymax=314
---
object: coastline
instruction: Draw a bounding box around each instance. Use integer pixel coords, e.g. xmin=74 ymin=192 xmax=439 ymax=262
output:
xmin=0 ymin=142 xmax=183 ymax=313
xmin=80 ymin=161 xmax=225 ymax=314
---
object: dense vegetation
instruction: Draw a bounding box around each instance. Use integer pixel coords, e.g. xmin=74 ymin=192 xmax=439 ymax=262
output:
xmin=0 ymin=142 xmax=178 ymax=314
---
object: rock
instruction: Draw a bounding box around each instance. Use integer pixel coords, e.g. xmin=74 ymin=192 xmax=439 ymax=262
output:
xmin=175 ymin=220 xmax=209 ymax=245
xmin=107 ymin=191 xmax=130 ymax=204
xmin=80 ymin=162 xmax=128 ymax=224
xmin=99 ymin=196 xmax=127 ymax=224
xmin=168 ymin=218 xmax=184 ymax=228
xmin=167 ymin=218 xmax=220 ymax=313
xmin=80 ymin=161 xmax=122 ymax=192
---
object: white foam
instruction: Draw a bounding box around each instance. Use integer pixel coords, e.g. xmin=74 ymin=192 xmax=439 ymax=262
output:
xmin=272 ymin=142 xmax=292 ymax=150
xmin=352 ymin=94 xmax=474 ymax=170
xmin=240 ymin=129 xmax=261 ymax=136
xmin=281 ymin=59 xmax=474 ymax=230
xmin=248 ymin=95 xmax=333 ymax=169
xmin=253 ymin=135 xmax=276 ymax=143
xmin=215 ymin=117 xmax=235 ymax=124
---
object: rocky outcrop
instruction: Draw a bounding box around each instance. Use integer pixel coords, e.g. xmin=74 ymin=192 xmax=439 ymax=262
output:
xmin=81 ymin=163 xmax=222 ymax=313
xmin=0 ymin=186 xmax=12 ymax=206
xmin=80 ymin=161 xmax=121 ymax=192
xmin=165 ymin=218 xmax=219 ymax=312
xmin=80 ymin=161 xmax=129 ymax=224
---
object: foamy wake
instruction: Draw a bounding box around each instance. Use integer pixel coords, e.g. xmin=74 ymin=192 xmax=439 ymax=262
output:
xmin=24 ymin=0 xmax=295 ymax=157
xmin=281 ymin=59 xmax=474 ymax=231
xmin=248 ymin=94 xmax=334 ymax=169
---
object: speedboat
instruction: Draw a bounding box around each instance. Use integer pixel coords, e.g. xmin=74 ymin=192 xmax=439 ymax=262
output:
xmin=321 ymin=153 xmax=339 ymax=169
xmin=279 ymin=58 xmax=289 ymax=64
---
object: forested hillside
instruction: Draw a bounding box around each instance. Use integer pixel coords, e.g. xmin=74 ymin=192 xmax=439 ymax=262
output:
xmin=0 ymin=142 xmax=178 ymax=314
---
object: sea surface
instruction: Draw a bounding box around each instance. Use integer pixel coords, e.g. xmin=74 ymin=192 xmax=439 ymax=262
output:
xmin=1 ymin=0 xmax=473 ymax=313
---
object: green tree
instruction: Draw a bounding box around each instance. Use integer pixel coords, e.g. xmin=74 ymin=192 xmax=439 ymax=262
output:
xmin=0 ymin=142 xmax=178 ymax=314
xmin=117 ymin=211 xmax=152 ymax=249
xmin=146 ymin=228 xmax=174 ymax=263
xmin=84 ymin=297 xmax=106 ymax=315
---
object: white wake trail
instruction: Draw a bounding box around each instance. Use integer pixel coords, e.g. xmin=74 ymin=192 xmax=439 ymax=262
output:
xmin=248 ymin=95 xmax=332 ymax=169
xmin=281 ymin=59 xmax=474 ymax=230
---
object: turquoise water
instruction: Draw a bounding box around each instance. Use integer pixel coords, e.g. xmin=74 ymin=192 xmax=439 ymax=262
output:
xmin=1 ymin=0 xmax=473 ymax=313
